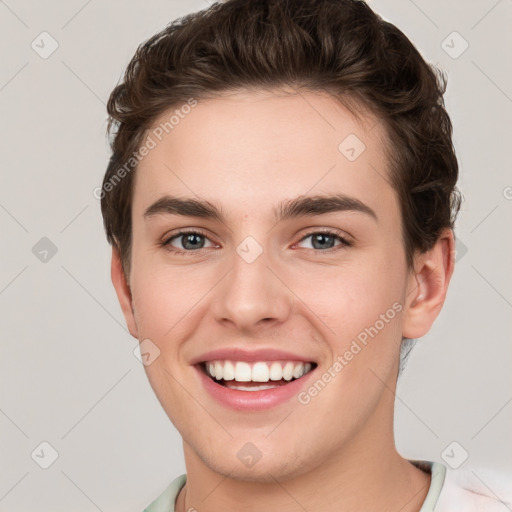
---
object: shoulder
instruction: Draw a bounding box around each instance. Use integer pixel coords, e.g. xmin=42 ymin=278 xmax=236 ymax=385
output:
xmin=143 ymin=474 xmax=187 ymax=512
xmin=434 ymin=464 xmax=512 ymax=511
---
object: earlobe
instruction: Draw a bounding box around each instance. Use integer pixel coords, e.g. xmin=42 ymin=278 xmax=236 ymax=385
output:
xmin=402 ymin=228 xmax=455 ymax=339
xmin=111 ymin=247 xmax=139 ymax=339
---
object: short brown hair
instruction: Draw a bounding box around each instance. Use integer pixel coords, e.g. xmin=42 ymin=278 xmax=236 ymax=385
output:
xmin=101 ymin=0 xmax=462 ymax=277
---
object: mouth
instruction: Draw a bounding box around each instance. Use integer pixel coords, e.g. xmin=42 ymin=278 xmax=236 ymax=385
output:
xmin=197 ymin=360 xmax=318 ymax=392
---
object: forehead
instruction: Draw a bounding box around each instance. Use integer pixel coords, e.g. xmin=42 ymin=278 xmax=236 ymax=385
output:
xmin=133 ymin=88 xmax=396 ymax=220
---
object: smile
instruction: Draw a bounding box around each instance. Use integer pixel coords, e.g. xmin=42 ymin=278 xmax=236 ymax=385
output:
xmin=194 ymin=359 xmax=318 ymax=409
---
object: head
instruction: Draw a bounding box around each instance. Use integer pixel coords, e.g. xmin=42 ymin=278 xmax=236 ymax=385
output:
xmin=102 ymin=0 xmax=461 ymax=481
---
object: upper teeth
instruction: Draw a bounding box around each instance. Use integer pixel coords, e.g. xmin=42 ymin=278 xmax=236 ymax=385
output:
xmin=205 ymin=360 xmax=313 ymax=382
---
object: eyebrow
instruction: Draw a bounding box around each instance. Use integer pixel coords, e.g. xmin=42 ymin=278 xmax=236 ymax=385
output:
xmin=143 ymin=193 xmax=378 ymax=223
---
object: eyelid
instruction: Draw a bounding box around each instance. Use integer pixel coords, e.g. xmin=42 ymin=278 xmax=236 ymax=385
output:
xmin=162 ymin=227 xmax=209 ymax=242
xmin=294 ymin=228 xmax=353 ymax=248
xmin=161 ymin=228 xmax=217 ymax=252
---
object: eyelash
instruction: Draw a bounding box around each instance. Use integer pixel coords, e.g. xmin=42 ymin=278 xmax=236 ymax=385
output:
xmin=161 ymin=229 xmax=216 ymax=256
xmin=161 ymin=228 xmax=353 ymax=256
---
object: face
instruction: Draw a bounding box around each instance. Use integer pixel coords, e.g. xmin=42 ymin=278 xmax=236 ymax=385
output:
xmin=115 ymin=88 xmax=433 ymax=481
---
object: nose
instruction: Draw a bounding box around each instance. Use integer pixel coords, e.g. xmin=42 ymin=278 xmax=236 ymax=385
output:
xmin=211 ymin=246 xmax=293 ymax=334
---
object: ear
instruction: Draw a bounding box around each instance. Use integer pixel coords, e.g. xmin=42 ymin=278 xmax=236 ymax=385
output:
xmin=111 ymin=247 xmax=139 ymax=339
xmin=402 ymin=228 xmax=456 ymax=339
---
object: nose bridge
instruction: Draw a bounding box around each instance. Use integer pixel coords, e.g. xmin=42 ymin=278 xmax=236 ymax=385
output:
xmin=212 ymin=239 xmax=292 ymax=331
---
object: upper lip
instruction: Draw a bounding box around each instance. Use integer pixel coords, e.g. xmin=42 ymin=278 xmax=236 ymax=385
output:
xmin=190 ymin=348 xmax=317 ymax=365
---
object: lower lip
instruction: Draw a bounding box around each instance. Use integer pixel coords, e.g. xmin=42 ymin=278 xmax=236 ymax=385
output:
xmin=194 ymin=364 xmax=317 ymax=411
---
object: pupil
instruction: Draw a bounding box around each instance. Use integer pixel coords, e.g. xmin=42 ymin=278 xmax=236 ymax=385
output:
xmin=183 ymin=234 xmax=204 ymax=250
xmin=312 ymin=233 xmax=334 ymax=250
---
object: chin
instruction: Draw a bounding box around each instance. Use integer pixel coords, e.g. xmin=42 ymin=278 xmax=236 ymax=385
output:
xmin=195 ymin=441 xmax=318 ymax=483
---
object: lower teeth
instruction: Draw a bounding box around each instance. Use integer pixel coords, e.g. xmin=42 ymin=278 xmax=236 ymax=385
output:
xmin=222 ymin=382 xmax=282 ymax=391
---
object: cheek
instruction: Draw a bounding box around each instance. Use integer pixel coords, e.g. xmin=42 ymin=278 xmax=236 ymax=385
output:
xmin=287 ymin=254 xmax=405 ymax=337
xmin=129 ymin=260 xmax=216 ymax=341
xmin=287 ymin=254 xmax=407 ymax=393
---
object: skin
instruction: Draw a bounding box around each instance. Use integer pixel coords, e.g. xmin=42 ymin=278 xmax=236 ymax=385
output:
xmin=111 ymin=88 xmax=455 ymax=512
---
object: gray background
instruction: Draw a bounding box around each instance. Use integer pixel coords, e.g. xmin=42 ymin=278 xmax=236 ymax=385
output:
xmin=0 ymin=0 xmax=511 ymax=510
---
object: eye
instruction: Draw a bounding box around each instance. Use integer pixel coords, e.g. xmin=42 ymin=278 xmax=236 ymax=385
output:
xmin=163 ymin=230 xmax=216 ymax=253
xmin=296 ymin=230 xmax=352 ymax=251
